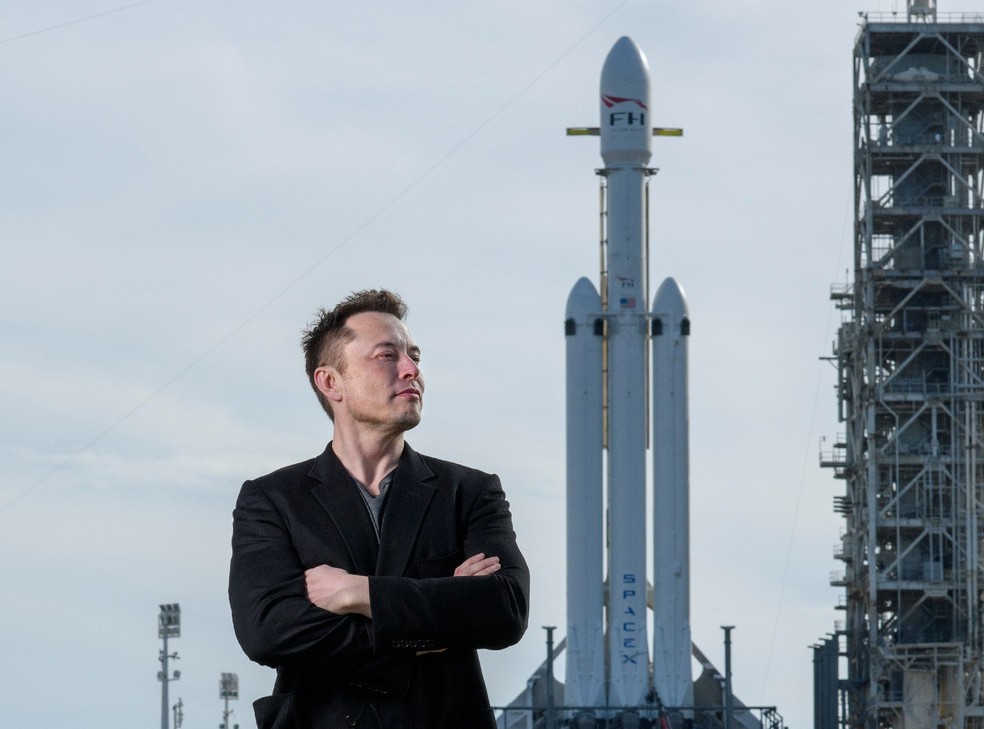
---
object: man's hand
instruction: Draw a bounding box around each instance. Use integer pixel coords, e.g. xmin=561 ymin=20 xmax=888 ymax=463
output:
xmin=305 ymin=565 xmax=371 ymax=618
xmin=454 ymin=552 xmax=500 ymax=577
xmin=413 ymin=554 xmax=498 ymax=656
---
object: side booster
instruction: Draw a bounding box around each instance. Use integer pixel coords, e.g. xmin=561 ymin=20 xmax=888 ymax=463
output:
xmin=651 ymin=277 xmax=693 ymax=712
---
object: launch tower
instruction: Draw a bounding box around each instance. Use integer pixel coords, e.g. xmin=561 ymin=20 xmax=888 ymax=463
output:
xmin=823 ymin=3 xmax=984 ymax=726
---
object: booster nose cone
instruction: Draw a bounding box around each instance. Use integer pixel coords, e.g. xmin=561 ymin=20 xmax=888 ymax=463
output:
xmin=566 ymin=277 xmax=602 ymax=320
xmin=652 ymin=277 xmax=689 ymax=328
xmin=600 ymin=36 xmax=652 ymax=166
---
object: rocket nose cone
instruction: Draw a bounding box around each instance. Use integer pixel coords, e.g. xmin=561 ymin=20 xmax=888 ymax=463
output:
xmin=601 ymin=36 xmax=651 ymax=97
xmin=600 ymin=36 xmax=652 ymax=166
xmin=652 ymin=277 xmax=689 ymax=319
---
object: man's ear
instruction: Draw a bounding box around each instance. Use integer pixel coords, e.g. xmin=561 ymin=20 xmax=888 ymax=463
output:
xmin=314 ymin=366 xmax=343 ymax=404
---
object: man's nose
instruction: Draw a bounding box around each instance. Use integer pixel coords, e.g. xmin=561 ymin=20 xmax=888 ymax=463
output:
xmin=399 ymin=353 xmax=420 ymax=379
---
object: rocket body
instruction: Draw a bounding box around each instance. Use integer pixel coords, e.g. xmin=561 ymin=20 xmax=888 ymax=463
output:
xmin=601 ymin=35 xmax=652 ymax=710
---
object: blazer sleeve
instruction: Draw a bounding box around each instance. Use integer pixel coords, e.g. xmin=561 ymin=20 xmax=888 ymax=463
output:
xmin=228 ymin=479 xmax=412 ymax=690
xmin=368 ymin=473 xmax=530 ymax=653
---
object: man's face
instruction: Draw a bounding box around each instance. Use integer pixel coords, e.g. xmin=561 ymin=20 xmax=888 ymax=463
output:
xmin=327 ymin=311 xmax=424 ymax=433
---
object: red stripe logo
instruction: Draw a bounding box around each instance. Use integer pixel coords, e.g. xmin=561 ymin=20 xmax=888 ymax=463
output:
xmin=602 ymin=94 xmax=648 ymax=110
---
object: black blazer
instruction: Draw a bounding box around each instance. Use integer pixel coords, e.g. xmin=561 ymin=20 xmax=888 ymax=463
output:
xmin=229 ymin=443 xmax=530 ymax=729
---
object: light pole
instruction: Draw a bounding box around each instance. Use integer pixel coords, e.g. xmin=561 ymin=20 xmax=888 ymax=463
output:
xmin=220 ymin=672 xmax=239 ymax=729
xmin=158 ymin=604 xmax=181 ymax=729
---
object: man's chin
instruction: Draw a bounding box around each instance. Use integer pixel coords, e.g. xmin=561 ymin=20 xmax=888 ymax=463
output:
xmin=398 ymin=413 xmax=422 ymax=431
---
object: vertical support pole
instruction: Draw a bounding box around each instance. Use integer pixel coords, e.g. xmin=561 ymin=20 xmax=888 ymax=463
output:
xmin=722 ymin=626 xmax=735 ymax=729
xmin=545 ymin=626 xmax=557 ymax=729
xmin=161 ymin=629 xmax=169 ymax=729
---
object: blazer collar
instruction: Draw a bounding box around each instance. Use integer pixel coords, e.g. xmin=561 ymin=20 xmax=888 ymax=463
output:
xmin=376 ymin=444 xmax=437 ymax=576
xmin=308 ymin=444 xmax=378 ymax=574
xmin=308 ymin=442 xmax=437 ymax=577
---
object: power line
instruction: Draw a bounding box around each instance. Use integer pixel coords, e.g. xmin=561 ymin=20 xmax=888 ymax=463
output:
xmin=0 ymin=1 xmax=159 ymax=46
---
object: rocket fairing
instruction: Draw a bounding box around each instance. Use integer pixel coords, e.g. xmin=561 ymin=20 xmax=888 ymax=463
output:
xmin=600 ymin=35 xmax=653 ymax=709
xmin=600 ymin=36 xmax=652 ymax=167
xmin=564 ymin=278 xmax=606 ymax=710
xmin=651 ymin=277 xmax=694 ymax=711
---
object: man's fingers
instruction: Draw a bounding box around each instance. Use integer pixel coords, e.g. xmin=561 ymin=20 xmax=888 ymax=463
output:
xmin=455 ymin=555 xmax=489 ymax=576
xmin=454 ymin=554 xmax=500 ymax=577
xmin=458 ymin=553 xmax=486 ymax=568
xmin=471 ymin=560 xmax=501 ymax=576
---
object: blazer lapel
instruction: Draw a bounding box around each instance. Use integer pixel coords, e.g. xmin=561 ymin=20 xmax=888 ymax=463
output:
xmin=375 ymin=444 xmax=436 ymax=577
xmin=308 ymin=444 xmax=379 ymax=575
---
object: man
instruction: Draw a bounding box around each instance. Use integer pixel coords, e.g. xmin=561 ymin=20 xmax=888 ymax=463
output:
xmin=229 ymin=289 xmax=530 ymax=729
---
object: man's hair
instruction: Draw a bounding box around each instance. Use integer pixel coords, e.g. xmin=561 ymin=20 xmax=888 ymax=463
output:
xmin=302 ymin=289 xmax=409 ymax=419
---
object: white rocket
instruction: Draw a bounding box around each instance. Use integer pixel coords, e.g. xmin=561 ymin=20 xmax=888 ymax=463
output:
xmin=564 ymin=36 xmax=692 ymax=718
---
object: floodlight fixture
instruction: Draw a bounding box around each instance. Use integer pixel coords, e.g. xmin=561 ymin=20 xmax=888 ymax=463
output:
xmin=159 ymin=603 xmax=181 ymax=639
xmin=220 ymin=672 xmax=239 ymax=700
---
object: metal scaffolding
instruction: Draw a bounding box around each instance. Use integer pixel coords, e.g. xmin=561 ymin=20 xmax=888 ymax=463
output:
xmin=824 ymin=6 xmax=984 ymax=728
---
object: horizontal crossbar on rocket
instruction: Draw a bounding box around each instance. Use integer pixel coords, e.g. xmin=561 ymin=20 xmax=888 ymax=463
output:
xmin=566 ymin=127 xmax=684 ymax=136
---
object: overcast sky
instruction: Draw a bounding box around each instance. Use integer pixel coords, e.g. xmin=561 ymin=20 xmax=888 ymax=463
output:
xmin=0 ymin=1 xmax=919 ymax=727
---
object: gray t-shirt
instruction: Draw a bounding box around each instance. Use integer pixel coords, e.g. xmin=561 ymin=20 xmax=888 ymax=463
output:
xmin=353 ymin=470 xmax=395 ymax=540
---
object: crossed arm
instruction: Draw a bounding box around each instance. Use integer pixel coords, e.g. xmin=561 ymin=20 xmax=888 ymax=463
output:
xmin=304 ymin=553 xmax=501 ymax=618
xmin=230 ymin=469 xmax=529 ymax=676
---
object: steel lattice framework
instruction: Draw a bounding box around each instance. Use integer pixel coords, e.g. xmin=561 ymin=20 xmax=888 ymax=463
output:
xmin=824 ymin=10 xmax=984 ymax=729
